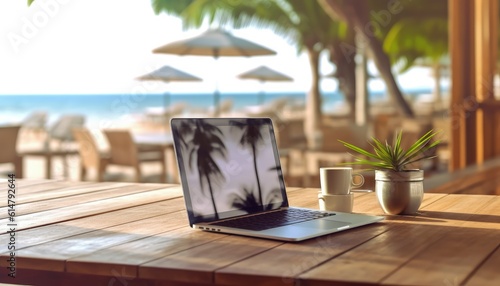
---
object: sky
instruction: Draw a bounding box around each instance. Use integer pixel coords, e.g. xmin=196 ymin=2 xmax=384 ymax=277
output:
xmin=0 ymin=0 xmax=437 ymax=96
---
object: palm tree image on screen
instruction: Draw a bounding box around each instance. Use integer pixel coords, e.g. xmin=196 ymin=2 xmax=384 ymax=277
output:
xmin=175 ymin=119 xmax=283 ymax=220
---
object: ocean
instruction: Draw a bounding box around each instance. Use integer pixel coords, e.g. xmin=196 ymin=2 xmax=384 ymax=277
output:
xmin=0 ymin=89 xmax=431 ymax=129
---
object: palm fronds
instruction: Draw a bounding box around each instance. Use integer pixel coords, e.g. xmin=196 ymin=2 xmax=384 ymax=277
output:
xmin=339 ymin=130 xmax=441 ymax=172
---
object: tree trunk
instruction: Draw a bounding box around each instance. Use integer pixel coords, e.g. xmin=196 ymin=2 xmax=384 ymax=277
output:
xmin=206 ymin=176 xmax=219 ymax=220
xmin=319 ymin=0 xmax=415 ymax=118
xmin=305 ymin=47 xmax=323 ymax=149
xmin=252 ymin=144 xmax=263 ymax=208
xmin=329 ymin=28 xmax=356 ymax=121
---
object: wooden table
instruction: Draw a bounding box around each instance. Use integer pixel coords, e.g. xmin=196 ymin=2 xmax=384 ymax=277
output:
xmin=0 ymin=180 xmax=499 ymax=286
xmin=18 ymin=148 xmax=79 ymax=179
xmin=133 ymin=133 xmax=178 ymax=183
xmin=133 ymin=133 xmax=173 ymax=150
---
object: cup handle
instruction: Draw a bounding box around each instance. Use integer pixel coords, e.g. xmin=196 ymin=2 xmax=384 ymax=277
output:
xmin=351 ymin=173 xmax=364 ymax=188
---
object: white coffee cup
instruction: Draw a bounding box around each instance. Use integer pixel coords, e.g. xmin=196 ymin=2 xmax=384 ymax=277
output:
xmin=320 ymin=167 xmax=364 ymax=195
xmin=318 ymin=193 xmax=354 ymax=213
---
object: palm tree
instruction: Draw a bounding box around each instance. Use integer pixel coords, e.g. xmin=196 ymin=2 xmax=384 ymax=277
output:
xmin=230 ymin=119 xmax=266 ymax=207
xmin=231 ymin=187 xmax=282 ymax=213
xmin=380 ymin=2 xmax=448 ymax=104
xmin=319 ymin=0 xmax=417 ymax=117
xmin=151 ymin=0 xmax=344 ymax=147
xmin=179 ymin=119 xmax=227 ymax=219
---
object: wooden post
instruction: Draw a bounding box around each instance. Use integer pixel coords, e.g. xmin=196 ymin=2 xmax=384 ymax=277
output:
xmin=449 ymin=0 xmax=499 ymax=170
xmin=448 ymin=0 xmax=477 ymax=170
xmin=474 ymin=0 xmax=498 ymax=163
xmin=355 ymin=38 xmax=369 ymax=127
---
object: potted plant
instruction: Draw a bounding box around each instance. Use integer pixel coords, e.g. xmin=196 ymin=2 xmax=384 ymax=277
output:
xmin=339 ymin=129 xmax=441 ymax=215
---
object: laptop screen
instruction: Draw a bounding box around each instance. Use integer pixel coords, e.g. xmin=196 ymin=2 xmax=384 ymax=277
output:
xmin=171 ymin=118 xmax=288 ymax=225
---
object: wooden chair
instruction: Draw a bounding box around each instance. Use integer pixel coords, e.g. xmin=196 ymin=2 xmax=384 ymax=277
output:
xmin=48 ymin=114 xmax=86 ymax=150
xmin=103 ymin=130 xmax=166 ymax=183
xmin=73 ymin=128 xmax=109 ymax=182
xmin=21 ymin=111 xmax=47 ymax=139
xmin=0 ymin=125 xmax=23 ymax=177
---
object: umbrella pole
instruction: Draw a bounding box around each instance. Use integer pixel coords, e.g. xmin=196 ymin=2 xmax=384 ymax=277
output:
xmin=163 ymin=81 xmax=172 ymax=131
xmin=162 ymin=91 xmax=170 ymax=131
xmin=259 ymin=80 xmax=265 ymax=105
xmin=214 ymin=52 xmax=220 ymax=117
xmin=214 ymin=89 xmax=220 ymax=117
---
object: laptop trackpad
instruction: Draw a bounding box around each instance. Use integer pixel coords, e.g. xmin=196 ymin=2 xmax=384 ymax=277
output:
xmin=297 ymin=219 xmax=350 ymax=230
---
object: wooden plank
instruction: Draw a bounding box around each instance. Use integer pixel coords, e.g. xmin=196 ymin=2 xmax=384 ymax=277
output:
xmin=465 ymin=245 xmax=500 ymax=285
xmin=14 ymin=181 xmax=132 ymax=202
xmin=298 ymin=195 xmax=494 ymax=285
xmin=216 ymin=223 xmax=391 ymax=286
xmin=1 ymin=211 xmax=188 ymax=272
xmin=1 ymin=181 xmax=141 ymax=213
xmin=414 ymin=194 xmax=496 ymax=226
xmin=0 ymin=180 xmax=97 ymax=202
xmin=0 ymin=269 xmax=160 ymax=286
xmin=0 ymin=268 xmax=208 ymax=286
xmin=0 ymin=198 xmax=187 ymax=250
xmin=139 ymin=235 xmax=281 ymax=284
xmin=460 ymin=196 xmax=500 ymax=229
xmin=0 ymin=178 xmax=63 ymax=192
xmin=66 ymin=227 xmax=225 ymax=278
xmin=0 ymin=185 xmax=183 ymax=230
xmin=380 ymin=195 xmax=499 ymax=285
xmin=299 ymin=223 xmax=445 ymax=286
xmin=383 ymin=228 xmax=499 ymax=285
xmin=0 ymin=183 xmax=172 ymax=219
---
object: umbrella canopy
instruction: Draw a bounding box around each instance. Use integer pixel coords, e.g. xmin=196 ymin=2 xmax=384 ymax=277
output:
xmin=153 ymin=29 xmax=276 ymax=116
xmin=137 ymin=65 xmax=202 ymax=82
xmin=238 ymin=65 xmax=293 ymax=104
xmin=238 ymin=65 xmax=293 ymax=82
xmin=136 ymin=65 xmax=202 ymax=116
xmin=153 ymin=29 xmax=277 ymax=58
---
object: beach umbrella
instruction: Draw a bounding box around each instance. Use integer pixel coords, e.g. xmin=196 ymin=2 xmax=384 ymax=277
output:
xmin=136 ymin=65 xmax=202 ymax=111
xmin=153 ymin=29 xmax=276 ymax=115
xmin=238 ymin=65 xmax=293 ymax=104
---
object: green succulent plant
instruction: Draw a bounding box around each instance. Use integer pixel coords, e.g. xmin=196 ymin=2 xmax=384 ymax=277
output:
xmin=339 ymin=129 xmax=441 ymax=172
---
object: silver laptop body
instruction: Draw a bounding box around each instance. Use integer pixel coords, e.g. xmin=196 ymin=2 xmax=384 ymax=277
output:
xmin=170 ymin=117 xmax=383 ymax=242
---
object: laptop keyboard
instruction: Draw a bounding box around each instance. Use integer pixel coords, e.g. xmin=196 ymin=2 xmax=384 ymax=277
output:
xmin=210 ymin=208 xmax=335 ymax=231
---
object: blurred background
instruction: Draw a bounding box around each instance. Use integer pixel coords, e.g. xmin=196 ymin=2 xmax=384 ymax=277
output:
xmin=1 ymin=0 xmax=499 ymax=190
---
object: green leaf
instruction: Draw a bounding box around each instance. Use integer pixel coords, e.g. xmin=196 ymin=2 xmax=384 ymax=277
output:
xmin=339 ymin=129 xmax=441 ymax=171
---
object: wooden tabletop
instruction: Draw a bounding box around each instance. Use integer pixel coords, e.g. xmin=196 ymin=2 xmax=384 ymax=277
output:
xmin=0 ymin=179 xmax=499 ymax=286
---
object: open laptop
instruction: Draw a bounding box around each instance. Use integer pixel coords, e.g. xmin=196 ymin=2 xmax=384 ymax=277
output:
xmin=170 ymin=117 xmax=383 ymax=242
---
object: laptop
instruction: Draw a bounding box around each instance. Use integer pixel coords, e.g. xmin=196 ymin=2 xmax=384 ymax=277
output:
xmin=170 ymin=117 xmax=383 ymax=242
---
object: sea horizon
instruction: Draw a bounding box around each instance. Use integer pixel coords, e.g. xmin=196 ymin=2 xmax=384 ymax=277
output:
xmin=0 ymin=88 xmax=438 ymax=128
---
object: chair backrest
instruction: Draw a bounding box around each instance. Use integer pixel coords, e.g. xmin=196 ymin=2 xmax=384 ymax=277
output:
xmin=399 ymin=119 xmax=434 ymax=150
xmin=103 ymin=130 xmax=138 ymax=166
xmin=73 ymin=128 xmax=102 ymax=169
xmin=0 ymin=125 xmax=21 ymax=163
xmin=49 ymin=115 xmax=86 ymax=141
xmin=268 ymin=97 xmax=288 ymax=112
xmin=22 ymin=111 xmax=47 ymax=130
xmin=321 ymin=122 xmax=370 ymax=153
xmin=274 ymin=118 xmax=306 ymax=149
xmin=167 ymin=102 xmax=186 ymax=116
xmin=218 ymin=99 xmax=233 ymax=114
